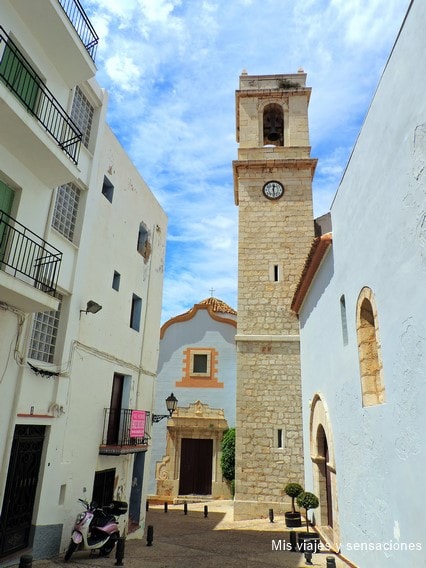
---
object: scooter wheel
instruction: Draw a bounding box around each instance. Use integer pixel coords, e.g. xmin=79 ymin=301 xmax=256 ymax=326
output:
xmin=64 ymin=540 xmax=78 ymax=561
xmin=99 ymin=532 xmax=118 ymax=556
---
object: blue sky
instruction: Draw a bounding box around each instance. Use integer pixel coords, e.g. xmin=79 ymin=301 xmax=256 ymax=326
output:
xmin=85 ymin=0 xmax=410 ymax=323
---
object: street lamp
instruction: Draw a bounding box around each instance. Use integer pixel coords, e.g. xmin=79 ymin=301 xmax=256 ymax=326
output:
xmin=152 ymin=393 xmax=178 ymax=423
xmin=80 ymin=300 xmax=102 ymax=317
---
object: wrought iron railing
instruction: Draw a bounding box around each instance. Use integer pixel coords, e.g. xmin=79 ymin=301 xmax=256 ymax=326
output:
xmin=58 ymin=0 xmax=99 ymax=61
xmin=0 ymin=26 xmax=82 ymax=164
xmin=101 ymin=408 xmax=151 ymax=450
xmin=0 ymin=209 xmax=62 ymax=295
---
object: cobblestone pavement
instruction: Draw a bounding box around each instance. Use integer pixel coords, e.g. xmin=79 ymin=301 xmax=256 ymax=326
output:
xmin=21 ymin=501 xmax=355 ymax=568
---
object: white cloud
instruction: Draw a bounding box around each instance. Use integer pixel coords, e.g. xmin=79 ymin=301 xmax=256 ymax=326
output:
xmin=104 ymin=54 xmax=142 ymax=92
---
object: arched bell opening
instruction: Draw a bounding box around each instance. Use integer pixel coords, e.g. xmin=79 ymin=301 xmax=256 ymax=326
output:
xmin=263 ymin=103 xmax=284 ymax=146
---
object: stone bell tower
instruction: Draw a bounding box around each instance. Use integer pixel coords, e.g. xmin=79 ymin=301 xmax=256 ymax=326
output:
xmin=233 ymin=71 xmax=317 ymax=519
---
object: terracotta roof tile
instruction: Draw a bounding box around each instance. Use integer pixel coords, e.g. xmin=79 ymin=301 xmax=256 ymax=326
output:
xmin=291 ymin=233 xmax=333 ymax=314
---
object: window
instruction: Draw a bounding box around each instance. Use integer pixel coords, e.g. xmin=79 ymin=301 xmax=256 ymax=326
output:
xmin=176 ymin=348 xmax=223 ymax=388
xmin=102 ymin=176 xmax=114 ymax=203
xmin=356 ymin=287 xmax=385 ymax=406
xmin=51 ymin=182 xmax=80 ymax=242
xmin=340 ymin=295 xmax=348 ymax=346
xmin=130 ymin=294 xmax=142 ymax=331
xmin=70 ymin=86 xmax=94 ymax=148
xmin=112 ymin=271 xmax=120 ymax=291
xmin=137 ymin=223 xmax=151 ymax=260
xmin=277 ymin=428 xmax=284 ymax=449
xmin=0 ymin=40 xmax=40 ymax=111
xmin=191 ymin=351 xmax=211 ymax=376
xmin=28 ymin=295 xmax=62 ymax=363
xmin=193 ymin=353 xmax=208 ymax=374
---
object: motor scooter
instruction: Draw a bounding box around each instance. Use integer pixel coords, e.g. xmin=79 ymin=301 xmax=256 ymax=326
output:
xmin=64 ymin=498 xmax=127 ymax=561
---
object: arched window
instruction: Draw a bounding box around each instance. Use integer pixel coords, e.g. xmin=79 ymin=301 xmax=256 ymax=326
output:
xmin=356 ymin=287 xmax=385 ymax=406
xmin=263 ymin=103 xmax=283 ymax=146
xmin=340 ymin=294 xmax=348 ymax=345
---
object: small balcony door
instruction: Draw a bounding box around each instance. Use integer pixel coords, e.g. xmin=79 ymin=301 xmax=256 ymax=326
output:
xmin=106 ymin=373 xmax=124 ymax=445
xmin=0 ymin=180 xmax=14 ymax=265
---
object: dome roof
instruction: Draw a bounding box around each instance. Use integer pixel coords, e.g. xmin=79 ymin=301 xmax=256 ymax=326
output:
xmin=160 ymin=297 xmax=237 ymax=338
xmin=197 ymin=297 xmax=237 ymax=315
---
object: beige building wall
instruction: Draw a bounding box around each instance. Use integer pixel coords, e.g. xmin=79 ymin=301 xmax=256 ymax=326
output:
xmin=233 ymin=71 xmax=316 ymax=519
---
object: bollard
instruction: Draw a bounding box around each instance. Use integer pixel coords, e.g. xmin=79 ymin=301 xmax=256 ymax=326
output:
xmin=146 ymin=499 xmax=149 ymax=511
xmin=304 ymin=550 xmax=313 ymax=565
xmin=184 ymin=502 xmax=188 ymax=515
xmin=268 ymin=508 xmax=274 ymax=523
xmin=164 ymin=501 xmax=168 ymax=513
xmin=326 ymin=557 xmax=337 ymax=568
xmin=146 ymin=524 xmax=154 ymax=546
xmin=204 ymin=505 xmax=208 ymax=518
xmin=289 ymin=531 xmax=297 ymax=552
xmin=115 ymin=536 xmax=125 ymax=566
xmin=19 ymin=555 xmax=32 ymax=568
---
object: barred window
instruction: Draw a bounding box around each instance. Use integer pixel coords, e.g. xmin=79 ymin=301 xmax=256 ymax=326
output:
xmin=51 ymin=183 xmax=80 ymax=242
xmin=70 ymin=86 xmax=94 ymax=148
xmin=28 ymin=295 xmax=62 ymax=363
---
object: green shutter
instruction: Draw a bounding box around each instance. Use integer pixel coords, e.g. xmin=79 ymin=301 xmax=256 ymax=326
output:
xmin=0 ymin=41 xmax=39 ymax=111
xmin=0 ymin=180 xmax=14 ymax=265
xmin=0 ymin=179 xmax=14 ymax=216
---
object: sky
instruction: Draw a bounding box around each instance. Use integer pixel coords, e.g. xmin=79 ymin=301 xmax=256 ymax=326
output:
xmin=84 ymin=0 xmax=410 ymax=324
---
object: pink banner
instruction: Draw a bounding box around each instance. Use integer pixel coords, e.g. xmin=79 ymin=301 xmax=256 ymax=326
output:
xmin=130 ymin=410 xmax=146 ymax=437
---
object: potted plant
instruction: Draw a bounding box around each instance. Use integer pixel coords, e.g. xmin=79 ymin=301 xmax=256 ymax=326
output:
xmin=296 ymin=491 xmax=320 ymax=552
xmin=284 ymin=482 xmax=303 ymax=527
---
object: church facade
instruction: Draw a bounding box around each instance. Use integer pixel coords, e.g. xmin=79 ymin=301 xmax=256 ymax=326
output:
xmin=148 ymin=297 xmax=237 ymax=502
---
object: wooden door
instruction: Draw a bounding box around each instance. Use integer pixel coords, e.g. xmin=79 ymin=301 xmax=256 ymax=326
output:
xmin=106 ymin=374 xmax=124 ymax=445
xmin=179 ymin=438 xmax=213 ymax=495
xmin=324 ymin=436 xmax=333 ymax=527
xmin=0 ymin=425 xmax=45 ymax=557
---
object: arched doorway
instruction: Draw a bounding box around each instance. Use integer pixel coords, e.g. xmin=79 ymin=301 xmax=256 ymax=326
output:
xmin=310 ymin=394 xmax=339 ymax=549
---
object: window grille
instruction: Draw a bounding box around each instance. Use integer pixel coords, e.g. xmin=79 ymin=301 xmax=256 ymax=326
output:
xmin=28 ymin=295 xmax=62 ymax=363
xmin=52 ymin=183 xmax=80 ymax=242
xmin=70 ymin=86 xmax=94 ymax=148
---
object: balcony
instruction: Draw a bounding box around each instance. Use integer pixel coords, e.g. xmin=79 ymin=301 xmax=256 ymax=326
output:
xmin=99 ymin=409 xmax=151 ymax=455
xmin=58 ymin=0 xmax=98 ymax=61
xmin=0 ymin=27 xmax=82 ymax=164
xmin=12 ymin=0 xmax=98 ymax=87
xmin=0 ymin=210 xmax=62 ymax=313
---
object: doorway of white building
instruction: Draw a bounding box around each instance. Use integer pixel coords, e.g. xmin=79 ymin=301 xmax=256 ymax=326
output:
xmin=0 ymin=425 xmax=45 ymax=558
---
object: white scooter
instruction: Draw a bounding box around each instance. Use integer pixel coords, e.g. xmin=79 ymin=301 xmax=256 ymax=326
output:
xmin=64 ymin=498 xmax=127 ymax=561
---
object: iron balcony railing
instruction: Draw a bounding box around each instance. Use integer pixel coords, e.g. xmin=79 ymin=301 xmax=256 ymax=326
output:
xmin=0 ymin=209 xmax=62 ymax=296
xmin=0 ymin=26 xmax=82 ymax=164
xmin=100 ymin=408 xmax=151 ymax=453
xmin=58 ymin=0 xmax=99 ymax=61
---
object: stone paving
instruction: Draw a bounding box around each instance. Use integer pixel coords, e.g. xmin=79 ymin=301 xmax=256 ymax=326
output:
xmin=24 ymin=501 xmax=355 ymax=568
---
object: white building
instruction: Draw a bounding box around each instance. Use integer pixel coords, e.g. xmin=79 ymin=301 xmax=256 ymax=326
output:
xmin=0 ymin=0 xmax=166 ymax=560
xmin=292 ymin=1 xmax=426 ymax=566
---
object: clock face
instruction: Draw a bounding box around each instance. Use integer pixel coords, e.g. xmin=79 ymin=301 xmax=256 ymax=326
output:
xmin=262 ymin=180 xmax=284 ymax=200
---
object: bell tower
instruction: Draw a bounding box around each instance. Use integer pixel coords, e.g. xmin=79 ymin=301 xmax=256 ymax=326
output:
xmin=233 ymin=71 xmax=317 ymax=519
